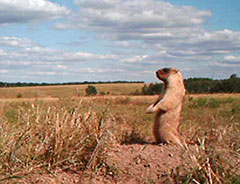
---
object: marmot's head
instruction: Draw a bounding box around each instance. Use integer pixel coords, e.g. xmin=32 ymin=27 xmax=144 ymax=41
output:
xmin=156 ymin=68 xmax=179 ymax=82
xmin=156 ymin=67 xmax=185 ymax=95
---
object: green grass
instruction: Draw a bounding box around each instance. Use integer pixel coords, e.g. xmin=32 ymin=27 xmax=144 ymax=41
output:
xmin=0 ymin=95 xmax=239 ymax=183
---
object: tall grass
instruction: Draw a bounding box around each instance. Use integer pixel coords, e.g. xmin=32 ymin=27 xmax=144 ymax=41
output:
xmin=0 ymin=99 xmax=119 ymax=182
xmin=176 ymin=96 xmax=240 ymax=183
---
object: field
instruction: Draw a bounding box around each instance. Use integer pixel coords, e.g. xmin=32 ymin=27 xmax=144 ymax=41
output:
xmin=0 ymin=83 xmax=145 ymax=99
xmin=0 ymin=84 xmax=240 ymax=183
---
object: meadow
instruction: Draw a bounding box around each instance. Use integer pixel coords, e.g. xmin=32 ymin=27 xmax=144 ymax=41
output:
xmin=0 ymin=83 xmax=145 ymax=99
xmin=0 ymin=83 xmax=239 ymax=183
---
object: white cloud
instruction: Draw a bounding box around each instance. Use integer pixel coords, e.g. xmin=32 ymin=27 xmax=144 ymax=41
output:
xmin=72 ymin=52 xmax=118 ymax=60
xmin=29 ymin=71 xmax=57 ymax=75
xmin=0 ymin=69 xmax=9 ymax=73
xmin=0 ymin=37 xmax=119 ymax=66
xmin=0 ymin=49 xmax=6 ymax=55
xmin=0 ymin=36 xmax=39 ymax=48
xmin=211 ymin=61 xmax=240 ymax=67
xmin=58 ymin=0 xmax=211 ymax=32
xmin=0 ymin=0 xmax=70 ymax=24
xmin=114 ymin=41 xmax=130 ymax=47
xmin=224 ymin=55 xmax=240 ymax=62
xmin=57 ymin=64 xmax=68 ymax=70
xmin=123 ymin=55 xmax=149 ymax=63
xmin=0 ymin=36 xmax=140 ymax=82
xmin=74 ymin=0 xmax=120 ymax=9
xmin=56 ymin=0 xmax=240 ymax=63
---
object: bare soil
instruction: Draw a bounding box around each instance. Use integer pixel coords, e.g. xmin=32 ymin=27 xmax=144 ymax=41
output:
xmin=103 ymin=143 xmax=187 ymax=184
xmin=6 ymin=143 xmax=240 ymax=184
xmin=20 ymin=143 xmax=191 ymax=184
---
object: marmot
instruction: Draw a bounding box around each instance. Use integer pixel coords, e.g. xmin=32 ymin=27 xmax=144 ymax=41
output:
xmin=146 ymin=68 xmax=185 ymax=145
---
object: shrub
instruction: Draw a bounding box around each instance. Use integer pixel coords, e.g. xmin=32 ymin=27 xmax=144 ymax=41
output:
xmin=86 ymin=85 xmax=98 ymax=96
xmin=17 ymin=94 xmax=22 ymax=98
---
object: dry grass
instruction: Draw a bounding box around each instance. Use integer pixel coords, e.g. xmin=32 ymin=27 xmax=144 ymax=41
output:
xmin=0 ymin=83 xmax=145 ymax=99
xmin=0 ymin=94 xmax=239 ymax=183
xmin=177 ymin=95 xmax=240 ymax=183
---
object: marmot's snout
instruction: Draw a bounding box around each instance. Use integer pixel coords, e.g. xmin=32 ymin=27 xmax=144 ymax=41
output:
xmin=156 ymin=68 xmax=171 ymax=80
xmin=156 ymin=70 xmax=160 ymax=79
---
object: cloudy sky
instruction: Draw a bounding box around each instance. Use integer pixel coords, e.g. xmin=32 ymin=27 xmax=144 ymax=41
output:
xmin=0 ymin=0 xmax=240 ymax=83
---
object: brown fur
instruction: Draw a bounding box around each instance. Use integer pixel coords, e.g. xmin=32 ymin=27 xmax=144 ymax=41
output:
xmin=146 ymin=68 xmax=185 ymax=145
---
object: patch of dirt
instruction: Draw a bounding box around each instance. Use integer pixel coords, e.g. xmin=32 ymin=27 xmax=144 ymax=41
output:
xmin=16 ymin=143 xmax=191 ymax=184
xmin=104 ymin=143 xmax=187 ymax=184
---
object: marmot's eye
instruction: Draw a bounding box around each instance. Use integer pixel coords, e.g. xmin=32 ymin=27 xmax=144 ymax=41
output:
xmin=162 ymin=68 xmax=170 ymax=73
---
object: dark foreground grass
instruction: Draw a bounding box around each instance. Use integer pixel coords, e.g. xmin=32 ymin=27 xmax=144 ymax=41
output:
xmin=0 ymin=95 xmax=239 ymax=183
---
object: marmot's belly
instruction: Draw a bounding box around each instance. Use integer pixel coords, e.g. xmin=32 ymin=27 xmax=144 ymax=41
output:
xmin=153 ymin=111 xmax=181 ymax=144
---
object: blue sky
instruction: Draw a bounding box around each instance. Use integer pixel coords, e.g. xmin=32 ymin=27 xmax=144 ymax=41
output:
xmin=0 ymin=0 xmax=240 ymax=83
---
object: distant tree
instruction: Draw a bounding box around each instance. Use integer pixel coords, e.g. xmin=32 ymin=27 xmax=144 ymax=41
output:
xmin=85 ymin=85 xmax=98 ymax=96
xmin=17 ymin=94 xmax=22 ymax=98
xmin=142 ymin=83 xmax=163 ymax=95
xmin=230 ymin=74 xmax=237 ymax=79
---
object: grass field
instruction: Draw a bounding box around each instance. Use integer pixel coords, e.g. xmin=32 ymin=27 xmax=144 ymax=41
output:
xmin=0 ymin=83 xmax=145 ymax=99
xmin=0 ymin=84 xmax=240 ymax=183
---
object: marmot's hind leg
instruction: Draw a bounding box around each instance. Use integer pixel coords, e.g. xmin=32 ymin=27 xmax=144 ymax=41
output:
xmin=154 ymin=128 xmax=181 ymax=145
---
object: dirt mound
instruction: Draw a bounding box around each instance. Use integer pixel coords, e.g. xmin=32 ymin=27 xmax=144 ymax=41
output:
xmin=21 ymin=142 xmax=240 ymax=184
xmin=103 ymin=143 xmax=187 ymax=184
xmin=25 ymin=143 xmax=189 ymax=184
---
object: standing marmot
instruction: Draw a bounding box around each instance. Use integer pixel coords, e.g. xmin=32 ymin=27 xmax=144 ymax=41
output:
xmin=146 ymin=68 xmax=185 ymax=145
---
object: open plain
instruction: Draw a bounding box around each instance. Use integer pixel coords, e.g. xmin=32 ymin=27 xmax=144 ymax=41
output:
xmin=0 ymin=83 xmax=240 ymax=183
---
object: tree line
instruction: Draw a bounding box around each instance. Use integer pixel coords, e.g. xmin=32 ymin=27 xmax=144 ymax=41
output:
xmin=1 ymin=74 xmax=240 ymax=94
xmin=0 ymin=81 xmax=144 ymax=88
xmin=85 ymin=74 xmax=240 ymax=96
xmin=185 ymin=74 xmax=240 ymax=93
xmin=142 ymin=74 xmax=240 ymax=95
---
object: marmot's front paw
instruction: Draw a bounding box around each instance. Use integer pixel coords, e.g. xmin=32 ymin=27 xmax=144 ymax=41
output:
xmin=146 ymin=104 xmax=154 ymax=114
